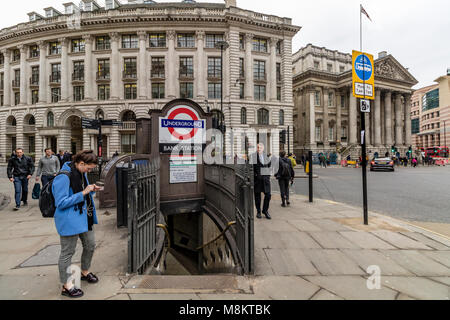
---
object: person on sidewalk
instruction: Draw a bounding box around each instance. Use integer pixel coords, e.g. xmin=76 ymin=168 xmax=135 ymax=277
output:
xmin=7 ymin=148 xmax=35 ymax=211
xmin=275 ymin=151 xmax=295 ymax=207
xmin=53 ymin=150 xmax=101 ymax=298
xmin=36 ymin=148 xmax=60 ymax=187
xmin=57 ymin=150 xmax=67 ymax=168
xmin=288 ymin=153 xmax=297 ymax=168
xmin=251 ymin=143 xmax=272 ymax=220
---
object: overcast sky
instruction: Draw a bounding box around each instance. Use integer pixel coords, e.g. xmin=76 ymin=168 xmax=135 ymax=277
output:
xmin=1 ymin=0 xmax=448 ymax=89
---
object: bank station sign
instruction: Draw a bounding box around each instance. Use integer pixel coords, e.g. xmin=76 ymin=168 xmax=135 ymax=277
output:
xmin=159 ymin=104 xmax=206 ymax=154
xmin=352 ymin=50 xmax=375 ymax=100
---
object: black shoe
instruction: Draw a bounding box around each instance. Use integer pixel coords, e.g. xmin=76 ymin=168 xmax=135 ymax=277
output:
xmin=81 ymin=273 xmax=99 ymax=284
xmin=256 ymin=212 xmax=262 ymax=219
xmin=61 ymin=286 xmax=84 ymax=298
xmin=22 ymin=201 xmax=28 ymax=207
xmin=14 ymin=206 xmax=20 ymax=211
xmin=281 ymin=203 xmax=286 ymax=207
xmin=287 ymin=201 xmax=291 ymax=206
xmin=263 ymin=212 xmax=272 ymax=220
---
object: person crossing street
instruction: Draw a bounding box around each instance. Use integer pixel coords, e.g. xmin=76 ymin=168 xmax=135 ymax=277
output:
xmin=7 ymin=148 xmax=35 ymax=211
xmin=36 ymin=148 xmax=60 ymax=187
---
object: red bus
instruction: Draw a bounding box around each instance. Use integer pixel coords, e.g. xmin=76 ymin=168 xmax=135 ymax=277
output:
xmin=426 ymin=147 xmax=449 ymax=158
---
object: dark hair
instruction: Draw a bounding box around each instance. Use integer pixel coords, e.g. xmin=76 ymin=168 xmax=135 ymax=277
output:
xmin=72 ymin=150 xmax=98 ymax=165
xmin=45 ymin=148 xmax=52 ymax=152
xmin=15 ymin=148 xmax=24 ymax=152
xmin=280 ymin=151 xmax=287 ymax=158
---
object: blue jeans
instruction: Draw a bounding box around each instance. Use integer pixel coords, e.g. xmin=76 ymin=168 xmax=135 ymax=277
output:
xmin=41 ymin=175 xmax=54 ymax=188
xmin=13 ymin=176 xmax=29 ymax=207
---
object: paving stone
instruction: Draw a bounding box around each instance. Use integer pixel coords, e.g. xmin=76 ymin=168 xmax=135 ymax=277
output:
xmin=130 ymin=293 xmax=200 ymax=300
xmin=310 ymin=219 xmax=353 ymax=231
xmin=334 ymin=210 xmax=362 ymax=218
xmin=310 ymin=289 xmax=344 ymax=300
xmin=254 ymin=248 xmax=274 ymax=276
xmin=397 ymin=293 xmax=416 ymax=300
xmin=400 ymin=232 xmax=450 ymax=251
xmin=279 ymin=232 xmax=321 ymax=249
xmin=382 ymin=277 xmax=450 ymax=300
xmin=198 ymin=293 xmax=270 ymax=300
xmin=304 ymin=276 xmax=398 ymax=300
xmin=288 ymin=220 xmax=322 ymax=232
xmin=303 ymin=249 xmax=365 ymax=275
xmin=307 ymin=211 xmax=346 ymax=219
xmin=264 ymin=249 xmax=319 ymax=276
xmin=370 ymin=230 xmax=432 ymax=250
xmin=429 ymin=277 xmax=450 ymax=286
xmin=19 ymin=244 xmax=82 ymax=268
xmin=380 ymin=250 xmax=450 ymax=276
xmin=422 ymin=251 xmax=450 ymax=268
xmin=340 ymin=231 xmax=396 ymax=250
xmin=0 ymin=275 xmax=60 ymax=300
xmin=308 ymin=232 xmax=360 ymax=249
xmin=259 ymin=220 xmax=299 ymax=232
xmin=105 ymin=294 xmax=131 ymax=300
xmin=341 ymin=249 xmax=414 ymax=276
xmin=252 ymin=276 xmax=320 ymax=300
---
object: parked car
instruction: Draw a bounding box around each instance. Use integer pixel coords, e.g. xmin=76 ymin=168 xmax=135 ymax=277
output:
xmin=370 ymin=158 xmax=395 ymax=172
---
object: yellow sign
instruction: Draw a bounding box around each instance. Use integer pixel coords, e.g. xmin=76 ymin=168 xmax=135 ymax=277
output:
xmin=352 ymin=50 xmax=375 ymax=100
xmin=305 ymin=161 xmax=310 ymax=174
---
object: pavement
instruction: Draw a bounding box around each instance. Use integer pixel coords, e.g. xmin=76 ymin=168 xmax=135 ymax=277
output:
xmin=1 ymin=177 xmax=450 ymax=300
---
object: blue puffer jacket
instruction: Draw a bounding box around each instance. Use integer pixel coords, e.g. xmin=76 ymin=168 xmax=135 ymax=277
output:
xmin=52 ymin=162 xmax=98 ymax=236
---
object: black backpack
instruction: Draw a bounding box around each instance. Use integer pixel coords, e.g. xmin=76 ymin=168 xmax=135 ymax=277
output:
xmin=280 ymin=159 xmax=291 ymax=178
xmin=39 ymin=171 xmax=70 ymax=218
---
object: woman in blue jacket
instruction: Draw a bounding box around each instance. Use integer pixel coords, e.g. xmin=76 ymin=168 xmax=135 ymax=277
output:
xmin=53 ymin=150 xmax=101 ymax=298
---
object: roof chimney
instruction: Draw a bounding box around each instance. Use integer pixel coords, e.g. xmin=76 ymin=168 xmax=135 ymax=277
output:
xmin=225 ymin=0 xmax=237 ymax=8
xmin=378 ymin=51 xmax=387 ymax=59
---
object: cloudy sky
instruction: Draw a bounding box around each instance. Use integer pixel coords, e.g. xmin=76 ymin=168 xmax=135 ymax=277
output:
xmin=1 ymin=0 xmax=448 ymax=89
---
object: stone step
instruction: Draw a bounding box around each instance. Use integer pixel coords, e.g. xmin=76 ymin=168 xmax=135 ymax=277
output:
xmin=120 ymin=275 xmax=252 ymax=294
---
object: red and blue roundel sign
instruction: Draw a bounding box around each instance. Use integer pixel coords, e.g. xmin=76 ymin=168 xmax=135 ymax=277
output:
xmin=159 ymin=105 xmax=206 ymax=148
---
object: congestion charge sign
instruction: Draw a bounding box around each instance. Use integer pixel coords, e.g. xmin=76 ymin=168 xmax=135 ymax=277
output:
xmin=159 ymin=104 xmax=206 ymax=154
xmin=352 ymin=50 xmax=375 ymax=100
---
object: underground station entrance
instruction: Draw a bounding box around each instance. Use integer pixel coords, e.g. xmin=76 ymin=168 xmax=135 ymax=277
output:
xmin=98 ymin=99 xmax=254 ymax=278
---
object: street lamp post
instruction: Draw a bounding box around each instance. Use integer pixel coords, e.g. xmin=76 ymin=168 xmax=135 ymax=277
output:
xmin=215 ymin=40 xmax=229 ymax=156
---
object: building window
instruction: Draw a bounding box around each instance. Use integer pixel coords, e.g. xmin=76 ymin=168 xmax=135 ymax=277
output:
xmin=97 ymin=59 xmax=110 ymax=79
xmin=205 ymin=34 xmax=223 ymax=48
xmin=29 ymin=45 xmax=39 ymax=58
xmin=239 ymin=58 xmax=245 ymax=78
xmin=49 ymin=42 xmax=61 ymax=55
xmin=276 ymin=41 xmax=282 ymax=55
xmin=254 ymin=60 xmax=266 ymax=81
xmin=51 ymin=63 xmax=61 ymax=83
xmin=47 ymin=112 xmax=54 ymax=127
xmin=341 ymin=126 xmax=347 ymax=139
xmin=151 ymin=57 xmax=165 ymax=78
xmin=241 ymin=108 xmax=247 ymax=125
xmin=276 ymin=63 xmax=282 ymax=82
xmin=149 ymin=33 xmax=166 ymax=48
xmin=315 ymin=126 xmax=321 ymax=141
xmin=177 ymin=33 xmax=195 ymax=48
xmin=239 ymin=35 xmax=244 ymax=50
xmin=152 ymin=83 xmax=165 ymax=99
xmin=179 ymin=57 xmax=194 ymax=78
xmin=31 ymin=90 xmax=39 ymax=104
xmin=31 ymin=66 xmax=39 ymax=85
xmin=314 ymin=61 xmax=320 ymax=70
xmin=96 ymin=36 xmax=111 ymax=50
xmin=0 ymin=73 xmax=3 ymax=90
xmin=180 ymin=83 xmax=193 ymax=99
xmin=51 ymin=87 xmax=61 ymax=102
xmin=341 ymin=95 xmax=345 ymax=108
xmin=327 ymin=64 xmax=333 ymax=72
xmin=98 ymin=85 xmax=110 ymax=100
xmin=28 ymin=136 xmax=35 ymax=154
xmin=207 ymin=57 xmax=222 ymax=78
xmin=252 ymin=37 xmax=267 ymax=52
xmin=257 ymin=108 xmax=269 ymax=125
xmin=314 ymin=91 xmax=321 ymax=106
xmin=254 ymin=85 xmax=266 ymax=101
xmin=340 ymin=66 xmax=345 ymax=73
xmin=208 ymin=83 xmax=222 ymax=99
xmin=73 ymin=86 xmax=84 ymax=101
xmin=0 ymin=53 xmax=4 ymax=65
xmin=13 ymin=49 xmax=20 ymax=62
xmin=328 ymin=92 xmax=334 ymax=106
xmin=240 ymin=83 xmax=245 ymax=99
xmin=124 ymin=84 xmax=137 ymax=100
xmin=279 ymin=110 xmax=285 ymax=125
xmin=123 ymin=58 xmax=137 ymax=77
xmin=121 ymin=134 xmax=136 ymax=154
xmin=14 ymin=92 xmax=20 ymax=105
xmin=277 ymin=87 xmax=282 ymax=101
xmin=71 ymin=39 xmax=85 ymax=53
xmin=329 ymin=127 xmax=334 ymax=141
xmin=73 ymin=61 xmax=84 ymax=81
xmin=14 ymin=69 xmax=20 ymax=85
xmin=122 ymin=34 xmax=138 ymax=49
xmin=0 ymin=95 xmax=3 ymax=106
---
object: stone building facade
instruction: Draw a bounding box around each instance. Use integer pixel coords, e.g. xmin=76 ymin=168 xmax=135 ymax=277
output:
xmin=0 ymin=0 xmax=300 ymax=163
xmin=292 ymin=44 xmax=418 ymax=160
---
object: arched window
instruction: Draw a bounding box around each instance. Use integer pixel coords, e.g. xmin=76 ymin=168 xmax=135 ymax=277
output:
xmin=96 ymin=109 xmax=105 ymax=120
xmin=47 ymin=112 xmax=54 ymax=127
xmin=122 ymin=111 xmax=136 ymax=122
xmin=241 ymin=108 xmax=247 ymax=125
xmin=257 ymin=108 xmax=269 ymax=125
xmin=11 ymin=118 xmax=17 ymax=126
xmin=28 ymin=116 xmax=36 ymax=125
xmin=279 ymin=110 xmax=285 ymax=125
xmin=211 ymin=110 xmax=224 ymax=130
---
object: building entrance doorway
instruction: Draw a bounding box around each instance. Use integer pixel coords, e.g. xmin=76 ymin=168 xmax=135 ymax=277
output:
xmin=67 ymin=116 xmax=83 ymax=154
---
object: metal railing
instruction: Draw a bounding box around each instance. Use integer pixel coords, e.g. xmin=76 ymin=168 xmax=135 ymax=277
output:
xmin=49 ymin=73 xmax=61 ymax=83
xmin=122 ymin=70 xmax=137 ymax=79
xmin=5 ymin=125 xmax=16 ymax=134
xmin=96 ymin=71 xmax=110 ymax=80
xmin=11 ymin=80 xmax=20 ymax=88
xmin=72 ymin=71 xmax=85 ymax=81
xmin=22 ymin=125 xmax=36 ymax=134
xmin=119 ymin=121 xmax=136 ymax=131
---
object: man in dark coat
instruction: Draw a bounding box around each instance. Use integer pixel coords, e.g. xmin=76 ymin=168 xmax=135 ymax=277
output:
xmin=251 ymin=143 xmax=272 ymax=220
xmin=7 ymin=148 xmax=35 ymax=211
xmin=275 ymin=151 xmax=295 ymax=207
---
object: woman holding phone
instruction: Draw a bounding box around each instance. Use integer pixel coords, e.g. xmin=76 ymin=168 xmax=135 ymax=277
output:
xmin=53 ymin=150 xmax=101 ymax=298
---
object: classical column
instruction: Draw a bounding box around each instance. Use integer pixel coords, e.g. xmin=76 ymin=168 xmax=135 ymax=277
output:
xmin=224 ymin=31 xmax=230 ymax=100
xmin=37 ymin=41 xmax=47 ymax=104
xmin=349 ymin=89 xmax=357 ymax=144
xmin=244 ymin=33 xmax=253 ymax=100
xmin=166 ymin=30 xmax=176 ymax=99
xmin=2 ymin=49 xmax=11 ymax=107
xmin=59 ymin=38 xmax=69 ymax=102
xmin=18 ymin=45 xmax=28 ymax=105
xmin=137 ymin=30 xmax=148 ymax=99
xmin=109 ymin=32 xmax=120 ymax=100
xmin=195 ymin=31 xmax=205 ymax=99
xmin=309 ymin=91 xmax=316 ymax=147
xmin=384 ymin=91 xmax=393 ymax=146
xmin=336 ymin=91 xmax=342 ymax=143
xmin=374 ymin=89 xmax=382 ymax=146
xmin=83 ymin=35 xmax=93 ymax=100
xmin=395 ymin=93 xmax=403 ymax=146
xmin=323 ymin=88 xmax=329 ymax=146
xmin=404 ymin=93 xmax=412 ymax=146
xmin=269 ymin=37 xmax=277 ymax=101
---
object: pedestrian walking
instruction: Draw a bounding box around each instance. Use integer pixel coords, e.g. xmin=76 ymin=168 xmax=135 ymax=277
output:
xmin=36 ymin=148 xmax=60 ymax=187
xmin=7 ymin=148 xmax=35 ymax=211
xmin=275 ymin=151 xmax=295 ymax=207
xmin=412 ymin=158 xmax=418 ymax=168
xmin=57 ymin=150 xmax=67 ymax=168
xmin=288 ymin=153 xmax=297 ymax=168
xmin=53 ymin=150 xmax=101 ymax=298
xmin=252 ymin=143 xmax=272 ymax=220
